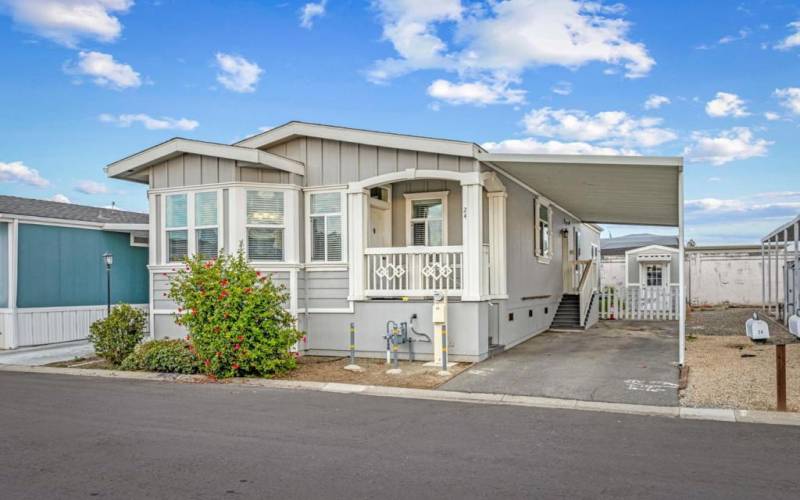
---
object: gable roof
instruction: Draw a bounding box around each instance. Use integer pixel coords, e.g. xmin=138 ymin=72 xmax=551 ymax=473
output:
xmin=105 ymin=137 xmax=306 ymax=183
xmin=0 ymin=195 xmax=148 ymax=225
xmin=601 ymin=233 xmax=679 ymax=255
xmin=234 ymin=121 xmax=481 ymax=158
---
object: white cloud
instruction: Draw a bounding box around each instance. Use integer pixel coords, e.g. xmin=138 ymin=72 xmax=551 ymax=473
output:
xmin=774 ymin=87 xmax=800 ymax=115
xmin=427 ymin=78 xmax=525 ymax=105
xmin=644 ymin=94 xmax=670 ymax=110
xmin=683 ymin=127 xmax=771 ymax=166
xmin=75 ymin=180 xmax=108 ymax=194
xmin=764 ymin=111 xmax=781 ymax=121
xmin=551 ymin=81 xmax=572 ymax=96
xmin=215 ymin=53 xmax=263 ymax=93
xmin=718 ymin=28 xmax=750 ymax=45
xmin=775 ymin=21 xmax=800 ymax=50
xmin=0 ymin=160 xmax=49 ymax=187
xmin=99 ymin=113 xmax=199 ymax=131
xmin=482 ymin=138 xmax=637 ymax=156
xmin=300 ymin=0 xmax=327 ymax=29
xmin=521 ymin=107 xmax=677 ymax=148
xmin=368 ymin=0 xmax=654 ymax=90
xmin=51 ymin=193 xmax=71 ymax=203
xmin=68 ymin=51 xmax=141 ymax=89
xmin=707 ymin=176 xmax=721 ymax=182
xmin=1 ymin=0 xmax=133 ymax=46
xmin=705 ymin=92 xmax=749 ymax=118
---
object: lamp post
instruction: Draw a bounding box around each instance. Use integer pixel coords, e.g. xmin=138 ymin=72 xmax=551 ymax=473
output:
xmin=103 ymin=252 xmax=113 ymax=315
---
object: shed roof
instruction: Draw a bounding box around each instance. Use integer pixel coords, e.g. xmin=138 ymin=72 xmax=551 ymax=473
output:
xmin=601 ymin=233 xmax=680 ymax=255
xmin=0 ymin=195 xmax=148 ymax=225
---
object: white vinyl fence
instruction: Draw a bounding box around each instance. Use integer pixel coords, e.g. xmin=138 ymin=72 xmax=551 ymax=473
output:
xmin=599 ymin=286 xmax=680 ymax=321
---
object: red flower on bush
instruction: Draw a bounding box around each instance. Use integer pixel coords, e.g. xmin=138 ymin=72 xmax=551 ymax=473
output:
xmin=220 ymin=278 xmax=229 ymax=287
xmin=244 ymin=287 xmax=252 ymax=294
xmin=234 ymin=343 xmax=240 ymax=350
xmin=232 ymin=363 xmax=240 ymax=370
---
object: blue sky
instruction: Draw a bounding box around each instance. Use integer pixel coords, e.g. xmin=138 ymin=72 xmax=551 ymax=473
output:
xmin=1 ymin=0 xmax=800 ymax=244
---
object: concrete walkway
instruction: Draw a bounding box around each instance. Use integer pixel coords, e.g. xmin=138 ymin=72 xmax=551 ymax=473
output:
xmin=0 ymin=340 xmax=94 ymax=366
xmin=441 ymin=321 xmax=679 ymax=406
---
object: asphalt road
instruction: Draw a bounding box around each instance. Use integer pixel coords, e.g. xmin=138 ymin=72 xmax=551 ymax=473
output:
xmin=1 ymin=373 xmax=799 ymax=499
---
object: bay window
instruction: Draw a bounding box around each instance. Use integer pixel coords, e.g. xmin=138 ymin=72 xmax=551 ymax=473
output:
xmin=309 ymin=191 xmax=343 ymax=262
xmin=246 ymin=190 xmax=284 ymax=261
xmin=163 ymin=191 xmax=220 ymax=263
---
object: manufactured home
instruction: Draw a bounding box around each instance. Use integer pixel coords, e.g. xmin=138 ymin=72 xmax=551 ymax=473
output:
xmin=0 ymin=196 xmax=149 ymax=349
xmin=106 ymin=122 xmax=686 ymax=363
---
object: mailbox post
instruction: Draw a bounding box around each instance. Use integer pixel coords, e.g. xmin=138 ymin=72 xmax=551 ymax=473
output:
xmin=432 ymin=291 xmax=450 ymax=375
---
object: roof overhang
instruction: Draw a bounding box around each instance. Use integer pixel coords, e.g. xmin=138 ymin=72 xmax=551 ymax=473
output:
xmin=236 ymin=121 xmax=479 ymax=157
xmin=762 ymin=215 xmax=800 ymax=243
xmin=102 ymin=223 xmax=149 ymax=232
xmin=477 ymin=153 xmax=683 ymax=227
xmin=105 ymin=138 xmax=306 ymax=183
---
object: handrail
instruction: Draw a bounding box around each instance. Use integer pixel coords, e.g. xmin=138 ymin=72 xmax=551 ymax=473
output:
xmin=365 ymin=245 xmax=463 ymax=255
xmin=578 ymin=260 xmax=596 ymax=327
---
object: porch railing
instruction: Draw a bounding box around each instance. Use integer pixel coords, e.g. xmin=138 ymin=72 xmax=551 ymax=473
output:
xmin=364 ymin=246 xmax=463 ymax=297
xmin=599 ymin=285 xmax=680 ymax=321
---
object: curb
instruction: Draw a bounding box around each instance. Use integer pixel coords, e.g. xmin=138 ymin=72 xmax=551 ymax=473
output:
xmin=1 ymin=363 xmax=798 ymax=426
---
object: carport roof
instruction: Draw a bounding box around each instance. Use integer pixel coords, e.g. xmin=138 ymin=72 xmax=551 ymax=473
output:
xmin=477 ymin=153 xmax=683 ymax=227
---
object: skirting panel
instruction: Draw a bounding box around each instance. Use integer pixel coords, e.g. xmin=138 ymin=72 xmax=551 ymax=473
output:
xmin=15 ymin=305 xmax=148 ymax=347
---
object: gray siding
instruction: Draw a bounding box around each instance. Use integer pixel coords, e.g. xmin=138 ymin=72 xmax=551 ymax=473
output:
xmin=153 ymin=313 xmax=186 ymax=340
xmin=298 ymin=270 xmax=349 ymax=310
xmin=149 ymin=153 xmax=295 ymax=189
xmin=266 ymin=137 xmax=477 ymax=187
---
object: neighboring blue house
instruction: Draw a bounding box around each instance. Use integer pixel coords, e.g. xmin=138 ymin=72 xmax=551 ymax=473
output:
xmin=0 ymin=196 xmax=149 ymax=349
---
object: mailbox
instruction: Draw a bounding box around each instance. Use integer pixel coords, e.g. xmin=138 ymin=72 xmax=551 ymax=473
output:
xmin=789 ymin=314 xmax=800 ymax=338
xmin=745 ymin=314 xmax=769 ymax=341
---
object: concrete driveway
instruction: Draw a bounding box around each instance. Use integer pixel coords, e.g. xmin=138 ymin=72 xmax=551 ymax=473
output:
xmin=441 ymin=321 xmax=679 ymax=406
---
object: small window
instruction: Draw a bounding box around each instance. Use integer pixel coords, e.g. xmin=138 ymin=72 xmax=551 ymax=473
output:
xmin=309 ymin=192 xmax=343 ymax=262
xmin=646 ymin=265 xmax=664 ymax=287
xmin=535 ymin=200 xmax=551 ymax=259
xmin=246 ymin=190 xmax=284 ymax=261
xmin=166 ymin=194 xmax=188 ymax=262
xmin=410 ymin=199 xmax=444 ymax=246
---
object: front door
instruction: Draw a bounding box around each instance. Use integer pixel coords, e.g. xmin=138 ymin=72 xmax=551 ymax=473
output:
xmin=562 ymin=230 xmax=571 ymax=292
xmin=368 ymin=205 xmax=391 ymax=248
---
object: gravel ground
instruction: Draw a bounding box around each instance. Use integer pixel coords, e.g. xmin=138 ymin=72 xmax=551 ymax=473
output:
xmin=683 ymin=307 xmax=800 ymax=411
xmin=275 ymin=356 xmax=470 ymax=389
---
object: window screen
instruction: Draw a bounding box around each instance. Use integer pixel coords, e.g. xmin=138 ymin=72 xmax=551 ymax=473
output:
xmin=195 ymin=192 xmax=217 ymax=226
xmin=168 ymin=230 xmax=188 ymax=262
xmin=166 ymin=194 xmax=187 ymax=228
xmin=247 ymin=191 xmax=283 ymax=225
xmin=196 ymin=228 xmax=218 ymax=259
xmin=310 ymin=192 xmax=342 ymax=261
xmin=248 ymin=228 xmax=284 ymax=261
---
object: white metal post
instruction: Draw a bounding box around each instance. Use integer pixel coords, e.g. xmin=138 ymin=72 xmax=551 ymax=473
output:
xmin=768 ymin=238 xmax=773 ymax=315
xmin=775 ymin=235 xmax=780 ymax=319
xmin=795 ymin=222 xmax=799 ymax=319
xmin=761 ymin=240 xmax=765 ymax=311
xmin=678 ymin=169 xmax=686 ymax=366
xmin=784 ymin=228 xmax=790 ymax=323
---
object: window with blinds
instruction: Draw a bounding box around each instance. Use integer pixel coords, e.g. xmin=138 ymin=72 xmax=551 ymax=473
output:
xmin=195 ymin=191 xmax=218 ymax=259
xmin=246 ymin=190 xmax=284 ymax=261
xmin=410 ymin=199 xmax=443 ymax=246
xmin=166 ymin=194 xmax=188 ymax=262
xmin=309 ymin=192 xmax=342 ymax=262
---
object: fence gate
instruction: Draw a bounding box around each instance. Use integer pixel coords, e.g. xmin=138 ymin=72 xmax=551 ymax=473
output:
xmin=599 ymin=286 xmax=680 ymax=321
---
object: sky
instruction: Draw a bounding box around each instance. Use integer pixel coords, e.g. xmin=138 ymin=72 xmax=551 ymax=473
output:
xmin=1 ymin=0 xmax=800 ymax=245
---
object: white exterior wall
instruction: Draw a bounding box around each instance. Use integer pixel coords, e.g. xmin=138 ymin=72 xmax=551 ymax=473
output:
xmin=687 ymin=248 xmax=773 ymax=307
xmin=600 ymin=255 xmax=626 ymax=290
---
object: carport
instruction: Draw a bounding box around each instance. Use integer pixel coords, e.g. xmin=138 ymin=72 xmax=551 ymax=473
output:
xmin=478 ymin=152 xmax=686 ymax=365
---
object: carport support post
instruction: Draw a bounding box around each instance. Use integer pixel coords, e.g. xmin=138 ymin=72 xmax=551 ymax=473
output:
xmin=678 ymin=168 xmax=686 ymax=367
xmin=776 ymin=344 xmax=787 ymax=411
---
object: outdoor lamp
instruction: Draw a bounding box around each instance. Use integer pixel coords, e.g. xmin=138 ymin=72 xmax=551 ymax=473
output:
xmin=103 ymin=252 xmax=113 ymax=314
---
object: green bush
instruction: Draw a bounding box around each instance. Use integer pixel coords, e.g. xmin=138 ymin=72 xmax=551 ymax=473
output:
xmin=88 ymin=304 xmax=146 ymax=366
xmin=168 ymin=249 xmax=304 ymax=378
xmin=121 ymin=339 xmax=200 ymax=374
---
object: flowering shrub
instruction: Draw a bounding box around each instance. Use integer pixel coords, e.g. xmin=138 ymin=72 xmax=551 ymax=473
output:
xmin=89 ymin=304 xmax=146 ymax=366
xmin=167 ymin=249 xmax=303 ymax=378
xmin=121 ymin=339 xmax=200 ymax=374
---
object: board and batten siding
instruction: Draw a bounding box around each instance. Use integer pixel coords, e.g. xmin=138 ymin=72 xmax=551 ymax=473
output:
xmin=148 ymin=153 xmax=300 ymax=189
xmin=16 ymin=305 xmax=148 ymax=347
xmin=153 ymin=270 xmax=292 ymax=312
xmin=265 ymin=137 xmax=477 ymax=187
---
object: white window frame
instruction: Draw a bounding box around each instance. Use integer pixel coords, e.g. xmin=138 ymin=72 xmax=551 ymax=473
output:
xmin=160 ymin=190 xmax=223 ymax=264
xmin=244 ymin=189 xmax=286 ymax=263
xmin=305 ymin=188 xmax=347 ymax=264
xmin=534 ymin=198 xmax=552 ymax=263
xmin=403 ymin=191 xmax=449 ymax=247
xmin=640 ymin=262 xmax=670 ymax=287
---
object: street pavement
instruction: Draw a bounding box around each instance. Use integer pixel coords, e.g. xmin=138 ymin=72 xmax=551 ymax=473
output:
xmin=0 ymin=372 xmax=798 ymax=499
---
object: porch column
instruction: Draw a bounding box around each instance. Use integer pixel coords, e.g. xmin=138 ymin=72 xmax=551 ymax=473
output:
xmin=461 ymin=180 xmax=483 ymax=301
xmin=347 ymin=189 xmax=368 ymax=301
xmin=487 ymin=191 xmax=507 ymax=298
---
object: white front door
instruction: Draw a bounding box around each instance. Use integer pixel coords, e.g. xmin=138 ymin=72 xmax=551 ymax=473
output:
xmin=368 ymin=205 xmax=391 ymax=248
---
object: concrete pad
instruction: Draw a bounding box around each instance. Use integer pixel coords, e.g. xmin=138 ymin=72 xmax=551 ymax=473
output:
xmin=0 ymin=340 xmax=94 ymax=366
xmin=441 ymin=321 xmax=679 ymax=407
xmin=735 ymin=410 xmax=800 ymax=426
xmin=680 ymin=407 xmax=736 ymax=422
